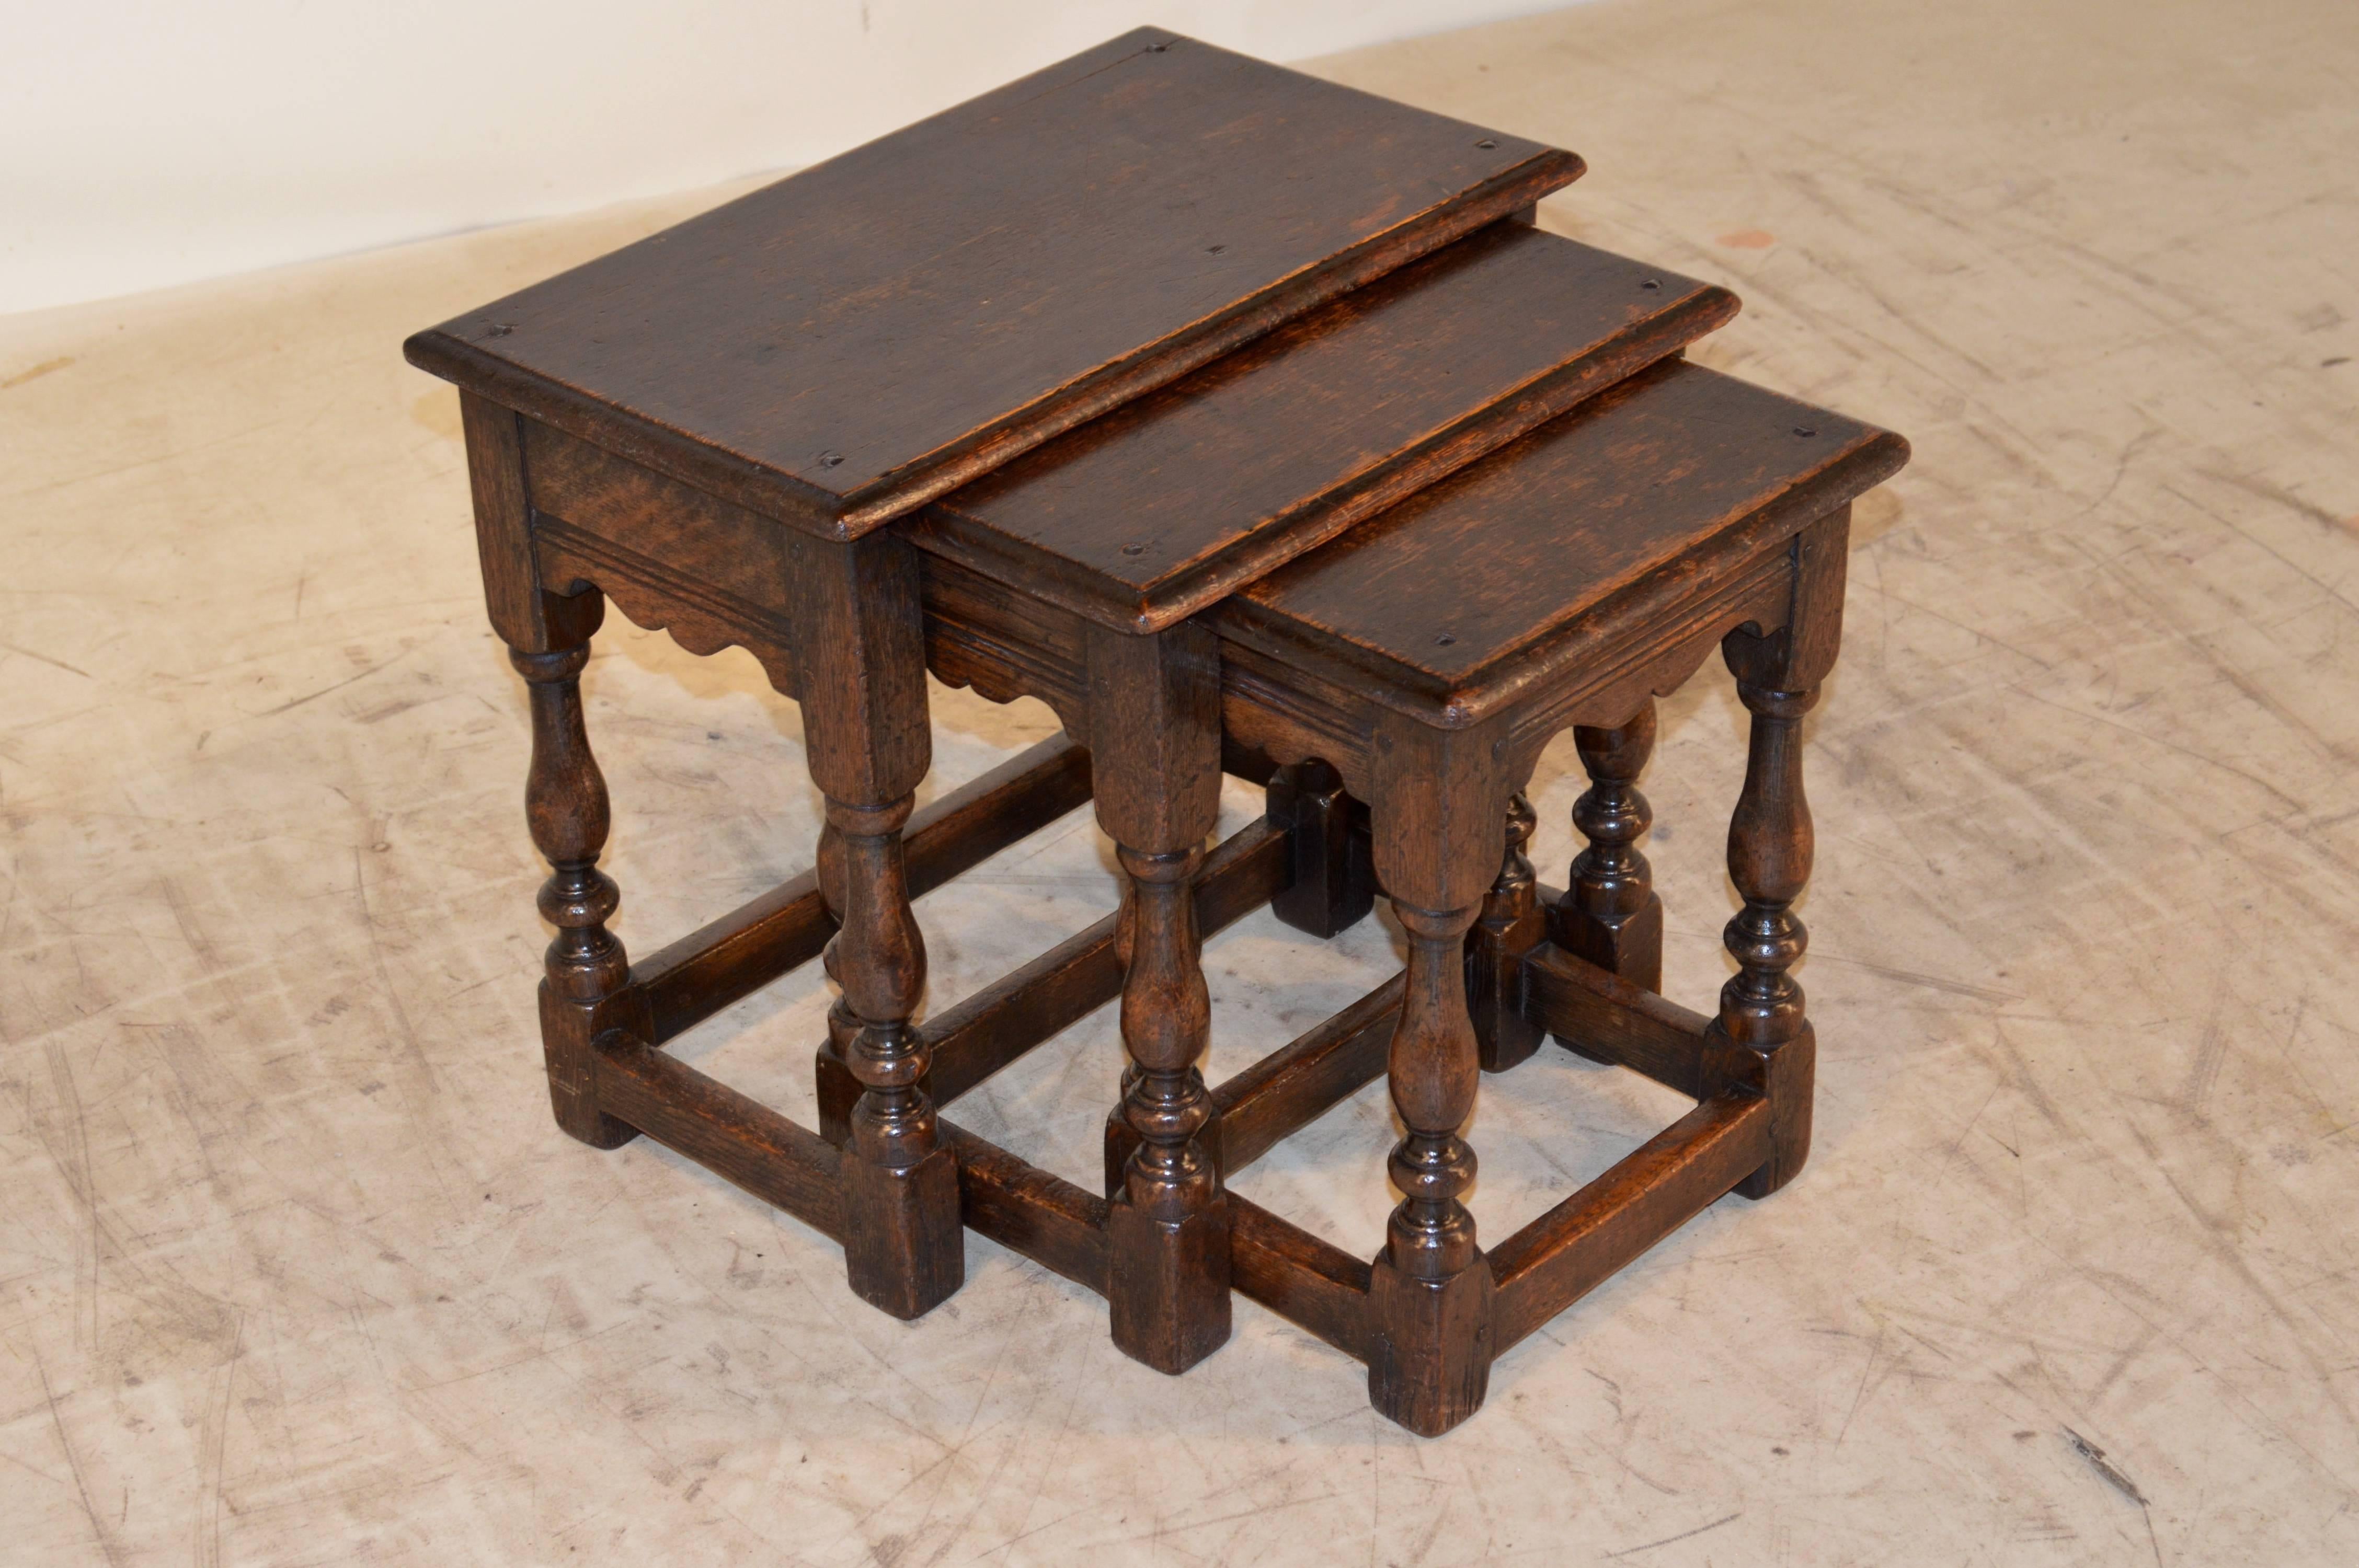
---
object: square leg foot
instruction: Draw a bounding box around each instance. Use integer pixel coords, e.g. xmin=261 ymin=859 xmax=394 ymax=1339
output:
xmin=1470 ymin=913 xmax=1548 ymax=1074
xmin=1367 ymin=1253 xmax=1495 ymax=1437
xmin=1555 ymin=894 xmax=1663 ymax=995
xmin=548 ymin=1088 xmax=638 ymax=1149
xmin=1107 ymin=1192 xmax=1232 ymax=1374
xmin=842 ymin=1143 xmax=966 ymax=1319
xmin=1705 ymin=1021 xmax=1815 ymax=1200
xmin=1553 ymin=897 xmax=1665 ymax=1061
xmin=1266 ymin=761 xmax=1378 ymax=940
xmin=541 ymin=989 xmax=638 ymax=1149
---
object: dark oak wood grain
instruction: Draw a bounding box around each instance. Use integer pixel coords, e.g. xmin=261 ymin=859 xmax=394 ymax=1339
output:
xmin=1520 ymin=936 xmax=1715 ymax=1100
xmin=405 ymin=27 xmax=1581 ymax=536
xmin=780 ymin=529 xmax=961 ymax=1319
xmin=595 ymin=1034 xmax=847 ymax=1240
xmin=526 ymin=421 xmax=802 ymax=694
xmin=1088 ymin=621 xmax=1234 ymax=1373
xmin=459 ymin=393 xmax=557 ymax=651
xmin=1366 ymin=887 xmax=1495 ymax=1437
xmin=511 ymin=601 xmax=639 ymax=1152
xmin=914 ymin=227 xmax=1735 ymax=629
xmin=1705 ymin=675 xmax=1822 ymax=1201
xmin=1487 ymin=1091 xmax=1770 ymax=1351
xmin=1213 ymin=358 xmax=1908 ymax=724
xmin=1231 ymin=1195 xmax=1373 ymax=1361
xmin=943 ymin=1121 xmax=1110 ymax=1295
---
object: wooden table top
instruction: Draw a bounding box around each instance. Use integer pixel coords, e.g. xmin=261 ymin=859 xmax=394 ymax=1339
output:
xmin=1212 ymin=359 xmax=1909 ymax=721
xmin=404 ymin=28 xmax=1579 ymax=538
xmin=913 ymin=226 xmax=1736 ymax=633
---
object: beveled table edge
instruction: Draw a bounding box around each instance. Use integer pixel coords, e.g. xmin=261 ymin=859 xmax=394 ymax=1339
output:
xmin=1206 ymin=429 xmax=1913 ymax=730
xmin=402 ymin=151 xmax=1584 ymax=543
xmin=903 ymin=280 xmax=1739 ymax=636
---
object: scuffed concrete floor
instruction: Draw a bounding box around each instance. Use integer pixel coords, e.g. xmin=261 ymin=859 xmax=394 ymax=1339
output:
xmin=6 ymin=0 xmax=2357 ymax=1561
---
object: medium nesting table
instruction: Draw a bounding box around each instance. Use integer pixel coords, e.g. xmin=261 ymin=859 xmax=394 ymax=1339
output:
xmin=907 ymin=324 xmax=1907 ymax=1432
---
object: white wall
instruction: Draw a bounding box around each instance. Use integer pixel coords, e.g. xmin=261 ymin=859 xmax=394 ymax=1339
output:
xmin=2 ymin=1 xmax=1577 ymax=315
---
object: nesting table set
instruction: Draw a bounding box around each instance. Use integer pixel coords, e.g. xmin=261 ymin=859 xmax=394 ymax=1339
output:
xmin=407 ymin=29 xmax=1907 ymax=1436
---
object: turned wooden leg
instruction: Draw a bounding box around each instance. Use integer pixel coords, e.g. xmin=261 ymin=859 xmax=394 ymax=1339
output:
xmin=1266 ymin=759 xmax=1377 ymax=938
xmin=1552 ymin=699 xmax=1663 ymax=995
xmin=510 ymin=592 xmax=638 ymax=1150
xmin=830 ymin=791 xmax=962 ymax=1315
xmin=1703 ymin=510 xmax=1847 ymax=1200
xmin=814 ymin=820 xmax=863 ymax=1146
xmin=1098 ymin=873 xmax=1142 ymax=1195
xmin=1364 ymin=714 xmax=1504 ymax=1435
xmin=463 ymin=400 xmax=637 ymax=1150
xmin=1468 ymin=793 xmax=1547 ymax=1073
xmin=791 ymin=529 xmax=960 ymax=1318
xmin=1370 ymin=898 xmax=1494 ymax=1435
xmin=1089 ymin=622 xmax=1229 ymax=1373
xmin=1704 ymin=679 xmax=1818 ymax=1200
xmin=1109 ymin=840 xmax=1230 ymax=1368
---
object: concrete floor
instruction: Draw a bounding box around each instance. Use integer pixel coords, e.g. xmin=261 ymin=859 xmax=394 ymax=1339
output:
xmin=5 ymin=0 xmax=2357 ymax=1562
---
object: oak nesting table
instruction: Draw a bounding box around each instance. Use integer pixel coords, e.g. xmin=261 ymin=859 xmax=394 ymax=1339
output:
xmin=406 ymin=25 xmax=1579 ymax=1327
xmin=405 ymin=26 xmax=1908 ymax=1436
